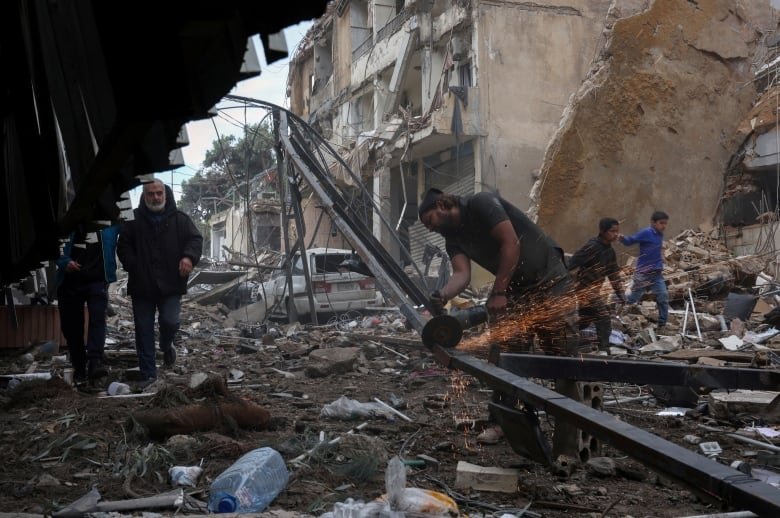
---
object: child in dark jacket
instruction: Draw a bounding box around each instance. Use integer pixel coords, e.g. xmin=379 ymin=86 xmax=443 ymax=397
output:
xmin=568 ymin=218 xmax=624 ymax=351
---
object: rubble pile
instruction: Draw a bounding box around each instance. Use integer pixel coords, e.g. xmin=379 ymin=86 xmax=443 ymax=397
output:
xmin=657 ymin=228 xmax=769 ymax=301
xmin=1 ymin=230 xmax=780 ymax=517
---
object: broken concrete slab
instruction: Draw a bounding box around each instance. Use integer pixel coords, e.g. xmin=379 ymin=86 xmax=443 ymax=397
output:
xmin=709 ymin=390 xmax=780 ymax=420
xmin=305 ymin=347 xmax=361 ymax=378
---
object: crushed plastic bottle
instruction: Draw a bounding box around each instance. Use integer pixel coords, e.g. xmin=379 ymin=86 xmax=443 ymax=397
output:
xmin=207 ymin=447 xmax=289 ymax=513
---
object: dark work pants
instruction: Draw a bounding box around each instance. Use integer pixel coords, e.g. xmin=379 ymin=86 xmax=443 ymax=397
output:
xmin=503 ymin=276 xmax=579 ymax=355
xmin=58 ymin=281 xmax=108 ymax=374
xmin=579 ymin=298 xmax=611 ymax=350
xmin=132 ymin=295 xmax=181 ymax=379
xmin=491 ymin=275 xmax=582 ymax=457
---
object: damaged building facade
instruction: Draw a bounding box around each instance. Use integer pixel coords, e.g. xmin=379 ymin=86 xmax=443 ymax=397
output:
xmin=287 ymin=0 xmax=628 ymax=285
xmin=207 ymin=169 xmax=283 ymax=262
xmin=533 ymin=0 xmax=780 ymax=256
xmin=287 ymin=0 xmax=780 ymax=287
xmin=722 ymin=49 xmax=780 ymax=273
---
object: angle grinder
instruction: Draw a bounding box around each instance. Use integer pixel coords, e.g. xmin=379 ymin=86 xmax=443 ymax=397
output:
xmin=421 ymin=305 xmax=489 ymax=348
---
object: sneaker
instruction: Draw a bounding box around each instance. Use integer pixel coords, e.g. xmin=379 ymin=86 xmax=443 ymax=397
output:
xmin=73 ymin=370 xmax=88 ymax=387
xmin=137 ymin=376 xmax=157 ymax=390
xmin=87 ymin=359 xmax=108 ymax=379
xmin=163 ymin=347 xmax=176 ymax=369
xmin=476 ymin=425 xmax=505 ymax=444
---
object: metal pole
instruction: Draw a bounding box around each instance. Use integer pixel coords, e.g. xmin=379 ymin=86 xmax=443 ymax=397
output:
xmin=287 ymin=171 xmax=319 ymax=325
xmin=689 ymin=288 xmax=703 ymax=341
xmin=272 ymin=110 xmax=298 ymax=323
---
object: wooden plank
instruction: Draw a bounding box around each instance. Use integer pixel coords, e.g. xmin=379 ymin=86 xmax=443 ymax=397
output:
xmin=455 ymin=461 xmax=519 ymax=493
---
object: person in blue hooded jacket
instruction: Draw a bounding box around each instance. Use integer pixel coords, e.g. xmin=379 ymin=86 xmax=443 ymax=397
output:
xmin=56 ymin=223 xmax=120 ymax=384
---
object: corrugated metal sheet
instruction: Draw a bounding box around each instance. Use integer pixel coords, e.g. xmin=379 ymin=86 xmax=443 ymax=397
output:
xmin=0 ymin=305 xmax=64 ymax=349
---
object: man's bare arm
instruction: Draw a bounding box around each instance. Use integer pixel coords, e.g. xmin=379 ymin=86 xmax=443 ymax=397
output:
xmin=438 ymin=254 xmax=471 ymax=301
xmin=489 ymin=220 xmax=520 ymax=294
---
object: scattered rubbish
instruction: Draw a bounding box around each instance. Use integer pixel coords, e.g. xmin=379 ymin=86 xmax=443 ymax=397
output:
xmin=189 ymin=372 xmax=209 ymax=388
xmin=107 ymin=381 xmax=131 ymax=396
xmin=321 ymin=456 xmax=459 ymax=517
xmin=699 ymin=441 xmax=722 ymax=457
xmin=742 ymin=426 xmax=780 ymax=439
xmin=742 ymin=327 xmax=780 ymax=344
xmin=321 ymin=395 xmax=395 ymax=420
xmin=727 ymin=433 xmax=780 ymax=453
xmin=270 ymin=367 xmax=296 ymax=379
xmin=0 ymin=372 xmax=52 ymax=382
xmin=373 ymin=397 xmax=413 ymax=422
xmin=609 ymin=329 xmax=627 ymax=345
xmin=290 ymin=422 xmax=369 ymax=464
xmin=656 ymin=407 xmax=690 ymax=417
xmin=718 ymin=335 xmax=744 ymax=351
xmin=684 ymin=434 xmax=701 ymax=444
xmin=208 ymin=447 xmax=289 ymax=513
xmin=169 ymin=465 xmax=203 ymax=487
xmin=53 ymin=487 xmax=183 ymax=516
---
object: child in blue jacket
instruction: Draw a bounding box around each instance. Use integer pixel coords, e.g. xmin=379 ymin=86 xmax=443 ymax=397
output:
xmin=619 ymin=211 xmax=669 ymax=328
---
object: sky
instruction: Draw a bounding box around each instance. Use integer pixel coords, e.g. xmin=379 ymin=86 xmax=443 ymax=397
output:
xmin=129 ymin=20 xmax=314 ymax=207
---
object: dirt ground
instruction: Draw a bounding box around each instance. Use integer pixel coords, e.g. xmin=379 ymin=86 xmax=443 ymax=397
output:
xmin=0 ymin=294 xmax=774 ymax=517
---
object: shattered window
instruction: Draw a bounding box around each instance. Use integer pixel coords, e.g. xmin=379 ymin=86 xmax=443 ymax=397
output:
xmin=313 ymin=253 xmax=352 ymax=273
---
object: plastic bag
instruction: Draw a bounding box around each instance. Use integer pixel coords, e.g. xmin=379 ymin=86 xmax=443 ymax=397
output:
xmin=169 ymin=465 xmax=203 ymax=487
xmin=320 ymin=456 xmax=459 ymax=517
xmin=321 ymin=395 xmax=394 ymax=420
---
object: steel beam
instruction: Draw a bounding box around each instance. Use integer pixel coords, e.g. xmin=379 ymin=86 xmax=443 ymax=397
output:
xmin=497 ymin=354 xmax=780 ymax=391
xmin=431 ymin=346 xmax=780 ymax=517
xmin=277 ymin=110 xmax=430 ymax=332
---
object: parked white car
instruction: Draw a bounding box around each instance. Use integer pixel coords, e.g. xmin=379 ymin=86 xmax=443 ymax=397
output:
xmin=260 ymin=247 xmax=384 ymax=321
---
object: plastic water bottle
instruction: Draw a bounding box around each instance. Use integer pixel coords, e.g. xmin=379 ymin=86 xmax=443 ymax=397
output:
xmin=207 ymin=447 xmax=289 ymax=513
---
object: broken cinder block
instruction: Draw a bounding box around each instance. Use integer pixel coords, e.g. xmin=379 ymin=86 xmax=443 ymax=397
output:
xmin=455 ymin=461 xmax=518 ymax=493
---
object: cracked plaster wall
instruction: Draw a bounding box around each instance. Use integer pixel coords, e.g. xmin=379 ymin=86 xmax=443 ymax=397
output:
xmin=476 ymin=0 xmax=623 ymax=209
xmin=533 ymin=0 xmax=776 ymax=251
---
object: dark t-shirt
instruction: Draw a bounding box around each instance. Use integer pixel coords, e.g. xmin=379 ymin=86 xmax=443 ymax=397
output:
xmin=567 ymin=237 xmax=620 ymax=288
xmin=444 ymin=192 xmax=567 ymax=290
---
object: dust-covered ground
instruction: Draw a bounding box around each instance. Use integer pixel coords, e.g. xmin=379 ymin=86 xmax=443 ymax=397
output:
xmin=0 ymin=293 xmax=776 ymax=517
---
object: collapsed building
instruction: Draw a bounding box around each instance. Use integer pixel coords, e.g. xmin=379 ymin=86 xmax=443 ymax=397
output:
xmin=285 ymin=0 xmax=780 ymax=286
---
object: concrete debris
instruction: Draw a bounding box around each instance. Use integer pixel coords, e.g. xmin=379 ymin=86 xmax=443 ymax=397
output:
xmin=2 ymin=226 xmax=780 ymax=517
xmin=709 ymin=390 xmax=780 ymax=420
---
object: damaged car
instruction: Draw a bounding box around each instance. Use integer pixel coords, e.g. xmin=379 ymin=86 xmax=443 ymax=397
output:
xmin=260 ymin=247 xmax=384 ymax=322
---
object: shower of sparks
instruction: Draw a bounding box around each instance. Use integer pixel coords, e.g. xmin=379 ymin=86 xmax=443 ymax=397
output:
xmin=456 ymin=266 xmax=634 ymax=354
xmin=446 ymin=371 xmax=488 ymax=453
xmin=436 ymin=265 xmax=634 ymax=451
